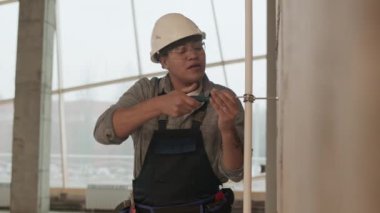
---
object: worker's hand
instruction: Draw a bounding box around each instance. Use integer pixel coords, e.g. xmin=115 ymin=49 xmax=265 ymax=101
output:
xmin=156 ymin=83 xmax=201 ymax=117
xmin=210 ymin=89 xmax=239 ymax=131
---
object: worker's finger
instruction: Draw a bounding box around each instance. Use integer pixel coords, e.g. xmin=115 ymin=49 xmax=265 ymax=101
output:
xmin=210 ymin=89 xmax=238 ymax=118
xmin=210 ymin=92 xmax=222 ymax=108
xmin=183 ymin=96 xmax=201 ymax=108
xmin=210 ymin=89 xmax=226 ymax=106
xmin=218 ymin=91 xmax=238 ymax=109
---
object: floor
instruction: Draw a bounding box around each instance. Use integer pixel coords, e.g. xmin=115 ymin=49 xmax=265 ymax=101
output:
xmin=1 ymin=200 xmax=265 ymax=212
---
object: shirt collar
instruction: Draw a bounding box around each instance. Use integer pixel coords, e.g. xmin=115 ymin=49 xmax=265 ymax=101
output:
xmin=159 ymin=74 xmax=213 ymax=98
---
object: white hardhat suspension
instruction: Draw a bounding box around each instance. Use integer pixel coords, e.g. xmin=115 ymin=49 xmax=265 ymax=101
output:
xmin=150 ymin=13 xmax=206 ymax=63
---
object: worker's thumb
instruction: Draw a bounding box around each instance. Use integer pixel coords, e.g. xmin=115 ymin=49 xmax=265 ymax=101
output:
xmin=181 ymin=82 xmax=198 ymax=94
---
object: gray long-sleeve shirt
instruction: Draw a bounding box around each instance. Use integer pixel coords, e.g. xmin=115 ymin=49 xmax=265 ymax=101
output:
xmin=94 ymin=74 xmax=244 ymax=183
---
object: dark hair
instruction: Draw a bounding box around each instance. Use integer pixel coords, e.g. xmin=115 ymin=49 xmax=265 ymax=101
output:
xmin=157 ymin=35 xmax=203 ymax=60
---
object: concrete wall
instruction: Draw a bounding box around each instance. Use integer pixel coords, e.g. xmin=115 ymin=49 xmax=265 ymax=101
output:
xmin=277 ymin=0 xmax=380 ymax=213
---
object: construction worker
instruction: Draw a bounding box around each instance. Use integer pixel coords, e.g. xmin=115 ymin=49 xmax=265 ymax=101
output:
xmin=94 ymin=13 xmax=244 ymax=213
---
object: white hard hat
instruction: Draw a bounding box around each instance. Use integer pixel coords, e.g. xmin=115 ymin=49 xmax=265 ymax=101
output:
xmin=150 ymin=13 xmax=206 ymax=63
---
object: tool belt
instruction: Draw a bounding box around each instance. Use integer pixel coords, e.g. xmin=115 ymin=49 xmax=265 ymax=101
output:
xmin=115 ymin=188 xmax=234 ymax=213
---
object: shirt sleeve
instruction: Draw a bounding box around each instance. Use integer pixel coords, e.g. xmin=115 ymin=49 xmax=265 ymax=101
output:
xmin=93 ymin=104 xmax=125 ymax=144
xmin=93 ymin=77 xmax=156 ymax=144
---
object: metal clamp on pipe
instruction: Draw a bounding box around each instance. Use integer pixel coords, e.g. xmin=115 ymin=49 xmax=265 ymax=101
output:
xmin=237 ymin=95 xmax=279 ymax=101
xmin=243 ymin=94 xmax=255 ymax=103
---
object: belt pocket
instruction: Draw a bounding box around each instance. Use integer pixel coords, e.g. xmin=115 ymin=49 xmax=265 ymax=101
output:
xmin=205 ymin=200 xmax=231 ymax=213
xmin=204 ymin=188 xmax=234 ymax=213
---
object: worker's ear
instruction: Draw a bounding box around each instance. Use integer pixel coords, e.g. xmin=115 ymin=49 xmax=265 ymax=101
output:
xmin=159 ymin=56 xmax=168 ymax=69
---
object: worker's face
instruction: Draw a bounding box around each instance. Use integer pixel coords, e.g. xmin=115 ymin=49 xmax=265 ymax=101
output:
xmin=160 ymin=40 xmax=206 ymax=88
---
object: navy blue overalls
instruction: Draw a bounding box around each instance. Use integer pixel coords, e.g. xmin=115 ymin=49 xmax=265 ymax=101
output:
xmin=128 ymin=99 xmax=233 ymax=213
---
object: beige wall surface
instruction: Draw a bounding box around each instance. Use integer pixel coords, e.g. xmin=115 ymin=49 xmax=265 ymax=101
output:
xmin=277 ymin=0 xmax=380 ymax=213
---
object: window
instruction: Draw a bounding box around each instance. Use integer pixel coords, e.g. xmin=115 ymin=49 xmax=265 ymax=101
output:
xmin=0 ymin=1 xmax=18 ymax=184
xmin=5 ymin=0 xmax=267 ymax=191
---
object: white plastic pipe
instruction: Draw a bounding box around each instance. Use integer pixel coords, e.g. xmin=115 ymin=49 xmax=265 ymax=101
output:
xmin=243 ymin=0 xmax=253 ymax=212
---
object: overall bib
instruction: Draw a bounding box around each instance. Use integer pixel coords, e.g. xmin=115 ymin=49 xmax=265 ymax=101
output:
xmin=131 ymin=102 xmax=232 ymax=213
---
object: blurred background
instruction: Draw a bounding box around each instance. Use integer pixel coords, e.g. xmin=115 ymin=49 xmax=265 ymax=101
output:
xmin=0 ymin=0 xmax=269 ymax=211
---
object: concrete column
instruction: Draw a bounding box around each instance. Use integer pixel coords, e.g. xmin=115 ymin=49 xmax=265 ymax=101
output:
xmin=11 ymin=0 xmax=55 ymax=212
xmin=278 ymin=0 xmax=380 ymax=213
xmin=266 ymin=0 xmax=277 ymax=212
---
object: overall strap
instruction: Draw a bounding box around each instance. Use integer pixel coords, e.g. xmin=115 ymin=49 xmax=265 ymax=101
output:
xmin=156 ymin=79 xmax=168 ymax=131
xmin=191 ymin=101 xmax=208 ymax=129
